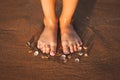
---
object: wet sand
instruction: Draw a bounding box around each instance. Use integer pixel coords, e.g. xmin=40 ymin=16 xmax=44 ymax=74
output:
xmin=0 ymin=0 xmax=120 ymax=80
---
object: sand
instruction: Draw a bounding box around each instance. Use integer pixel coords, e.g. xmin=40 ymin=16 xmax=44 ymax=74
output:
xmin=0 ymin=0 xmax=120 ymax=80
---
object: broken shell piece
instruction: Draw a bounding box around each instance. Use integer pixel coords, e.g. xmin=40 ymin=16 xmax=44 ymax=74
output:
xmin=34 ymin=51 xmax=39 ymax=56
xmin=60 ymin=54 xmax=66 ymax=60
xmin=84 ymin=53 xmax=89 ymax=57
xmin=75 ymin=58 xmax=80 ymax=63
xmin=41 ymin=55 xmax=49 ymax=59
xmin=28 ymin=50 xmax=33 ymax=53
xmin=77 ymin=52 xmax=84 ymax=56
xmin=26 ymin=41 xmax=31 ymax=46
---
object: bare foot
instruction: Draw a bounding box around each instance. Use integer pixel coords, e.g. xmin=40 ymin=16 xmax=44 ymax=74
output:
xmin=60 ymin=24 xmax=82 ymax=54
xmin=37 ymin=19 xmax=58 ymax=56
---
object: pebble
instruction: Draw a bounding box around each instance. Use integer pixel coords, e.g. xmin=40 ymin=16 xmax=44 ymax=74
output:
xmin=34 ymin=51 xmax=39 ymax=56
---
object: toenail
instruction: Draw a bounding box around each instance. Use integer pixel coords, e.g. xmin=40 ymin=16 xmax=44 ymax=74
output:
xmin=64 ymin=51 xmax=70 ymax=54
xmin=50 ymin=52 xmax=55 ymax=56
xmin=70 ymin=48 xmax=74 ymax=53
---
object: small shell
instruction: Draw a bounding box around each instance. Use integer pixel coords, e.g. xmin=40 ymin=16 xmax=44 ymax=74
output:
xmin=83 ymin=46 xmax=88 ymax=50
xmin=34 ymin=51 xmax=39 ymax=56
xmin=75 ymin=58 xmax=80 ymax=63
xmin=60 ymin=54 xmax=66 ymax=60
xmin=77 ymin=52 xmax=84 ymax=56
xmin=84 ymin=53 xmax=89 ymax=57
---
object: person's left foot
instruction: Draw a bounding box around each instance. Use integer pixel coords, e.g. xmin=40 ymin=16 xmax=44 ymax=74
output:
xmin=60 ymin=24 xmax=82 ymax=54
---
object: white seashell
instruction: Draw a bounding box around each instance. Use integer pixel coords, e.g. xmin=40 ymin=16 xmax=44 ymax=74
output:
xmin=34 ymin=51 xmax=39 ymax=56
xmin=75 ymin=58 xmax=80 ymax=63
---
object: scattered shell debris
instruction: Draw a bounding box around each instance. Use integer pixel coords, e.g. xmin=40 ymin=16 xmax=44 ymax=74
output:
xmin=26 ymin=41 xmax=89 ymax=63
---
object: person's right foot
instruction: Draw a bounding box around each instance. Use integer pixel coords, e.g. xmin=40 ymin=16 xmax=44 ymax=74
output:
xmin=37 ymin=19 xmax=58 ymax=56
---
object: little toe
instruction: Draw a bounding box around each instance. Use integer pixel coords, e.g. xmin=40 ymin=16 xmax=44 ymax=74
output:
xmin=76 ymin=41 xmax=81 ymax=47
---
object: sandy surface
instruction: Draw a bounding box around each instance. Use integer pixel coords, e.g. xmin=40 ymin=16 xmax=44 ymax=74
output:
xmin=0 ymin=0 xmax=120 ymax=80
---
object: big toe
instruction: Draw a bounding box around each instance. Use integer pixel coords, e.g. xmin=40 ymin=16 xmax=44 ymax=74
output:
xmin=62 ymin=41 xmax=70 ymax=54
xmin=50 ymin=43 xmax=57 ymax=56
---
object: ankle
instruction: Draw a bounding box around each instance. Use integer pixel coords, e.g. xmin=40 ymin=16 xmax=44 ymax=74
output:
xmin=59 ymin=17 xmax=72 ymax=28
xmin=44 ymin=17 xmax=58 ymax=28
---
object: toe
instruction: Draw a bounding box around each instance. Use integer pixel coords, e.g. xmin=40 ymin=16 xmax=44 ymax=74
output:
xmin=76 ymin=41 xmax=82 ymax=51
xmin=73 ymin=43 xmax=78 ymax=52
xmin=37 ymin=41 xmax=41 ymax=49
xmin=41 ymin=44 xmax=46 ymax=53
xmin=37 ymin=41 xmax=45 ymax=51
xmin=42 ymin=47 xmax=46 ymax=53
xmin=50 ymin=44 xmax=57 ymax=56
xmin=76 ymin=41 xmax=80 ymax=47
xmin=63 ymin=45 xmax=70 ymax=54
xmin=45 ymin=45 xmax=50 ymax=54
xmin=69 ymin=44 xmax=74 ymax=53
xmin=62 ymin=41 xmax=70 ymax=54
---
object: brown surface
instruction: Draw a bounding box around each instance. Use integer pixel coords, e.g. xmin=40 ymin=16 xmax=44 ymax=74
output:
xmin=0 ymin=0 xmax=120 ymax=80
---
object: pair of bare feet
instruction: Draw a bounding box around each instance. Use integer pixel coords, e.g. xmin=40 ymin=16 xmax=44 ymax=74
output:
xmin=37 ymin=18 xmax=82 ymax=56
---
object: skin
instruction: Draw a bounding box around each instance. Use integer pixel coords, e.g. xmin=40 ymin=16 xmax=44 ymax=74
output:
xmin=37 ymin=0 xmax=82 ymax=56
